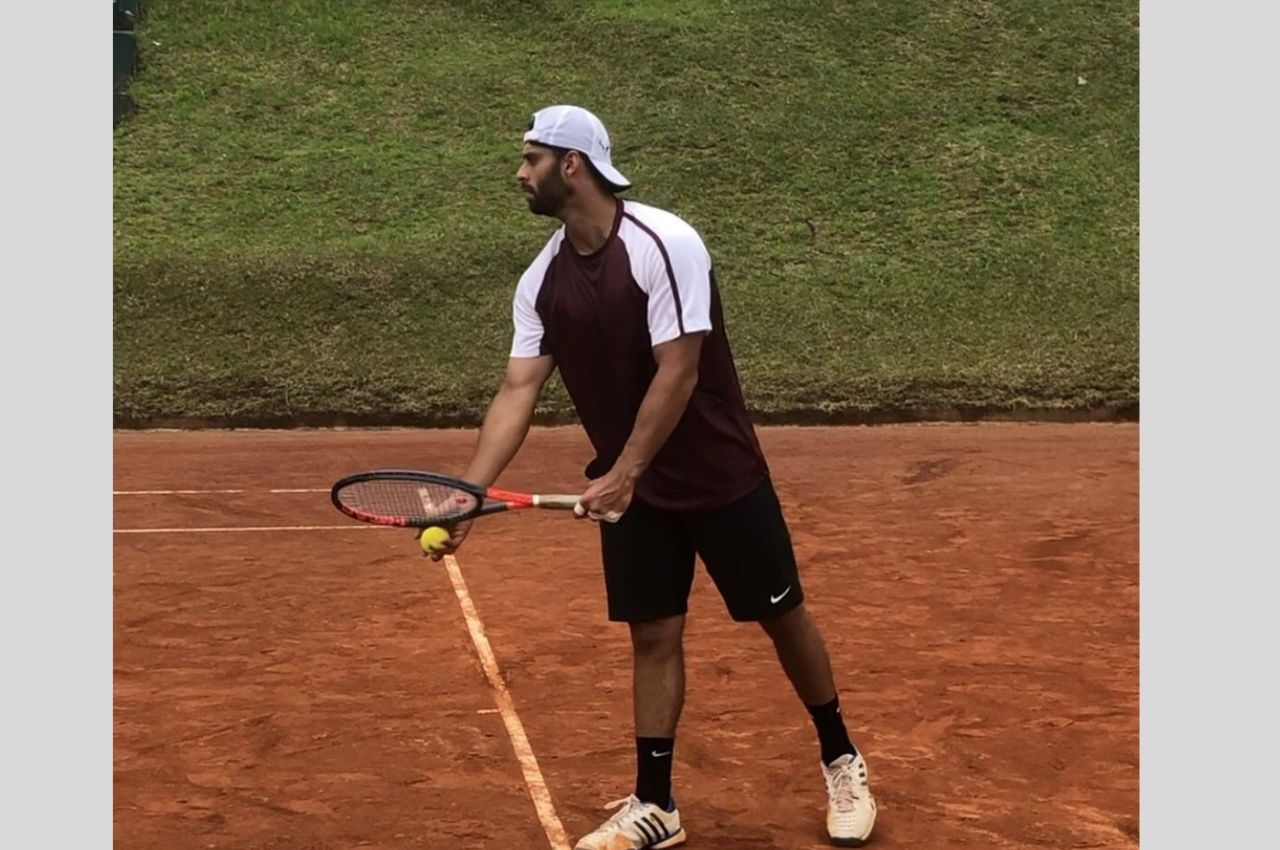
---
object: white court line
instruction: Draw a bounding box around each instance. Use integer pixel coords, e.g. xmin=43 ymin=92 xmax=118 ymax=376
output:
xmin=113 ymin=488 xmax=329 ymax=495
xmin=114 ymin=524 xmax=391 ymax=534
xmin=443 ymin=554 xmax=570 ymax=850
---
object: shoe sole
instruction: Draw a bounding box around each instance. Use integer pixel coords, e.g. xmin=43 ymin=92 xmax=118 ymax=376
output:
xmin=653 ymin=827 xmax=687 ymax=848
xmin=572 ymin=827 xmax=686 ymax=850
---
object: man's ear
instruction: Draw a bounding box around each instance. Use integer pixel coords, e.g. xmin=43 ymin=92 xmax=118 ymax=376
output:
xmin=562 ymin=150 xmax=581 ymax=178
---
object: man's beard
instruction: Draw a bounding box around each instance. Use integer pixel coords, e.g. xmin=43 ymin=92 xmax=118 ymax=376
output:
xmin=526 ymin=170 xmax=570 ymax=217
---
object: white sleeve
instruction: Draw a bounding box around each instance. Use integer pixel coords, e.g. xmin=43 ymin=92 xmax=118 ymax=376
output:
xmin=642 ymin=228 xmax=714 ymax=346
xmin=509 ymin=235 xmax=561 ymax=358
xmin=510 ymin=276 xmax=544 ymax=357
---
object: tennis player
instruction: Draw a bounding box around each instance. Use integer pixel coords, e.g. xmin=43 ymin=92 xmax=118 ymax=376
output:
xmin=433 ymin=104 xmax=877 ymax=848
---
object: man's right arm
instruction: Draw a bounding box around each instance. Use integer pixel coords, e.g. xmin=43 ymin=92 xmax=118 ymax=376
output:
xmin=460 ymin=354 xmax=556 ymax=487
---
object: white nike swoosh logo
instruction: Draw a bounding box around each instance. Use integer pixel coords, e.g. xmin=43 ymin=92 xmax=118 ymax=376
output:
xmin=770 ymin=586 xmax=792 ymax=604
xmin=650 ymin=750 xmax=672 ymax=758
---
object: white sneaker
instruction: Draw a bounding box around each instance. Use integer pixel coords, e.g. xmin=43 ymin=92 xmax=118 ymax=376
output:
xmin=573 ymin=795 xmax=687 ymax=850
xmin=822 ymin=753 xmax=877 ymax=846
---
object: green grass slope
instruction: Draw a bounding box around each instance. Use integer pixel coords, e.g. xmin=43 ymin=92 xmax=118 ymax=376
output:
xmin=114 ymin=0 xmax=1137 ymax=425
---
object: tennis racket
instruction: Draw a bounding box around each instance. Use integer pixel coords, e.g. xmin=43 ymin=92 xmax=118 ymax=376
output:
xmin=331 ymin=469 xmax=596 ymax=527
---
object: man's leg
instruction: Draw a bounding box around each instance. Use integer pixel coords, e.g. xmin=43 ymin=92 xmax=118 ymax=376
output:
xmin=759 ymin=599 xmax=875 ymax=847
xmin=631 ymin=614 xmax=686 ymax=807
xmin=573 ymin=501 xmax=693 ymax=850
xmin=692 ymin=478 xmax=876 ymax=846
xmin=759 ymin=603 xmax=856 ymax=764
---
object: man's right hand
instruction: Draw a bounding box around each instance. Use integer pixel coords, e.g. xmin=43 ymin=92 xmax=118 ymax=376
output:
xmin=418 ymin=519 xmax=474 ymax=563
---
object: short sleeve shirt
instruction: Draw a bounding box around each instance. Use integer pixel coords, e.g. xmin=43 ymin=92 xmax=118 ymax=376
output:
xmin=510 ymin=199 xmax=768 ymax=511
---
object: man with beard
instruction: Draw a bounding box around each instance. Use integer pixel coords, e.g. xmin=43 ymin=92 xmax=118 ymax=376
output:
xmin=427 ymin=105 xmax=877 ymax=849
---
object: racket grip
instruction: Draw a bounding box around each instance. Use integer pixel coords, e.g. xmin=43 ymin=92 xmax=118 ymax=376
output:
xmin=533 ymin=494 xmax=582 ymax=510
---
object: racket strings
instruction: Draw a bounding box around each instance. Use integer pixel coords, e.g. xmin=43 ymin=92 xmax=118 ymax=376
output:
xmin=337 ymin=478 xmax=479 ymax=524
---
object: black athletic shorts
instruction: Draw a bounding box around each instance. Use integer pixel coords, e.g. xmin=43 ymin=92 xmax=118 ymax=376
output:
xmin=599 ymin=477 xmax=804 ymax=623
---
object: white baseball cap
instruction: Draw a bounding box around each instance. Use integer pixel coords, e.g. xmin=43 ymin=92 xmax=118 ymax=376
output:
xmin=523 ymin=104 xmax=631 ymax=191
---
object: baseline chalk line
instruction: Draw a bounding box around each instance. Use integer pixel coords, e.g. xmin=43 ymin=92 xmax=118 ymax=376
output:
xmin=114 ymin=488 xmax=329 ymax=496
xmin=114 ymin=524 xmax=392 ymax=534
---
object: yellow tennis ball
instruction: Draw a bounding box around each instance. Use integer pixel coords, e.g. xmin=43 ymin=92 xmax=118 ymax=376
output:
xmin=419 ymin=526 xmax=451 ymax=554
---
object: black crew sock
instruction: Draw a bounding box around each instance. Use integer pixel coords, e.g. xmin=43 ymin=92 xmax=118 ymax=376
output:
xmin=806 ymin=696 xmax=858 ymax=765
xmin=635 ymin=736 xmax=675 ymax=808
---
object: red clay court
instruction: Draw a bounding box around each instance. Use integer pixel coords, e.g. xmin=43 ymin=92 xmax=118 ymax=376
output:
xmin=114 ymin=423 xmax=1138 ymax=849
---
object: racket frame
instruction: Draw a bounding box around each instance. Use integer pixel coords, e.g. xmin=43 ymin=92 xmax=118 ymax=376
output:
xmin=331 ymin=469 xmax=579 ymax=528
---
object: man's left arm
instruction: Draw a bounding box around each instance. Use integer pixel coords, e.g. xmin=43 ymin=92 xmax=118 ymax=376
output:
xmin=576 ymin=332 xmax=705 ymax=520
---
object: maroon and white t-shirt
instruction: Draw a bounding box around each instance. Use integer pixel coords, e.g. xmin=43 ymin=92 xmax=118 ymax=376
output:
xmin=510 ymin=199 xmax=769 ymax=511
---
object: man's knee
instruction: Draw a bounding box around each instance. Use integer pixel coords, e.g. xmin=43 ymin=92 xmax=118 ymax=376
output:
xmin=759 ymin=601 xmax=809 ymax=640
xmin=630 ymin=615 xmax=685 ymax=658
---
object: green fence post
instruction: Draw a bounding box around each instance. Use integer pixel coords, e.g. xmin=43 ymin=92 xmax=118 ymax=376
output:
xmin=114 ymin=29 xmax=137 ymax=91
